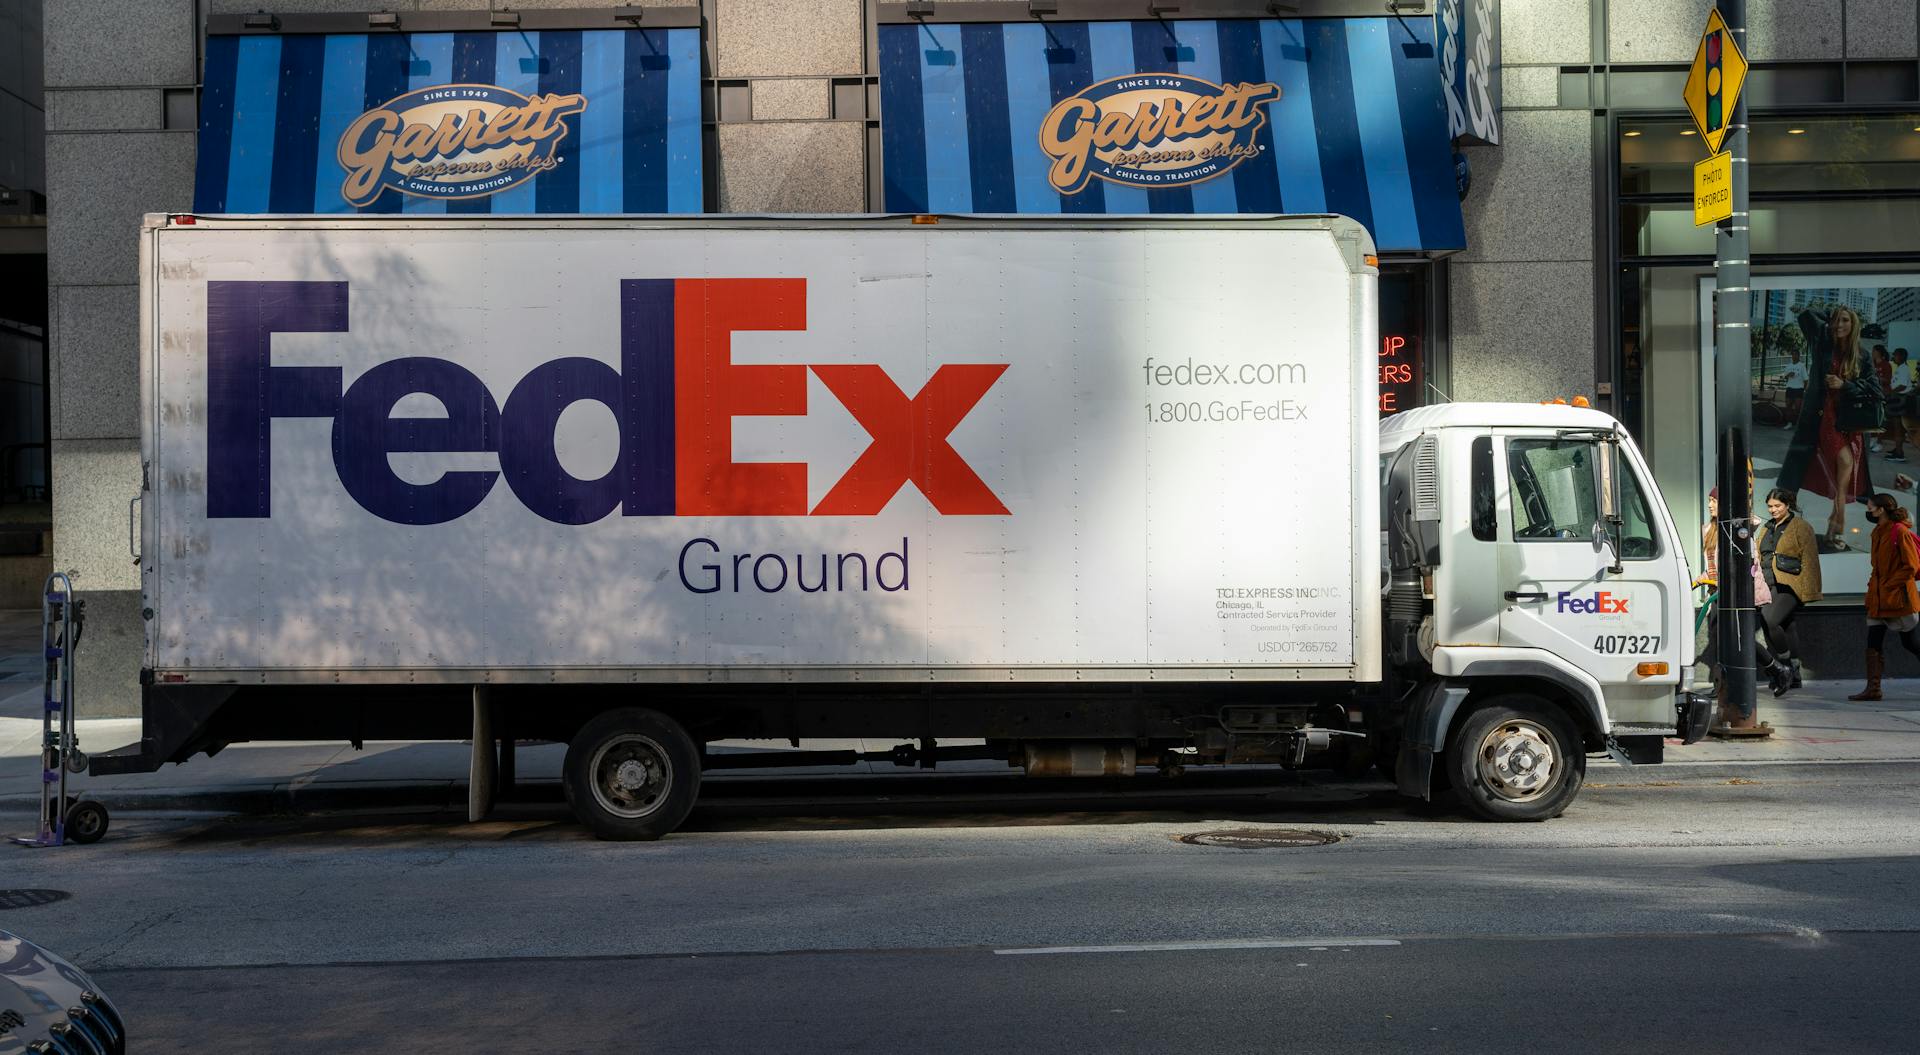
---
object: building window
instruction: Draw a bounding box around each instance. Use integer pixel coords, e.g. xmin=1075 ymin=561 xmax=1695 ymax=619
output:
xmin=1616 ymin=109 xmax=1920 ymax=600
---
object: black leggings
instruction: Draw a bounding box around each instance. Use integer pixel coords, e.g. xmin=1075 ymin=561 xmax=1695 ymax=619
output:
xmin=1762 ymin=586 xmax=1803 ymax=657
xmin=1701 ymin=610 xmax=1776 ymax=671
xmin=1868 ymin=622 xmax=1920 ymax=657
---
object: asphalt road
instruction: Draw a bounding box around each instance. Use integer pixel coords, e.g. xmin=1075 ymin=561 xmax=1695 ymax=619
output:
xmin=5 ymin=762 xmax=1920 ymax=1052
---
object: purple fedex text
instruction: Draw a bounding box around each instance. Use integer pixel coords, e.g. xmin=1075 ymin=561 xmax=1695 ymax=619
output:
xmin=203 ymin=279 xmax=1010 ymax=527
xmin=1556 ymin=591 xmax=1629 ymax=614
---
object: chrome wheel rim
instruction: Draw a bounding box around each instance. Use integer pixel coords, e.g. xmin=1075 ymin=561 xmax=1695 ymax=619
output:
xmin=1476 ymin=719 xmax=1558 ymax=802
xmin=588 ymin=735 xmax=673 ymax=819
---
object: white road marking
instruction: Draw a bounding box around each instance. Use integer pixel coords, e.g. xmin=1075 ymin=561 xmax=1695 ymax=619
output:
xmin=993 ymin=938 xmax=1400 ymax=956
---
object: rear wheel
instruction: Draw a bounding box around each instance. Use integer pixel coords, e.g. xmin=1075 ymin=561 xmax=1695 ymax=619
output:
xmin=1447 ymin=697 xmax=1584 ymax=822
xmin=563 ymin=708 xmax=701 ymax=841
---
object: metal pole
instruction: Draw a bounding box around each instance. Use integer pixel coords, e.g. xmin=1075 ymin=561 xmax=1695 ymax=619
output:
xmin=1713 ymin=0 xmax=1760 ymax=729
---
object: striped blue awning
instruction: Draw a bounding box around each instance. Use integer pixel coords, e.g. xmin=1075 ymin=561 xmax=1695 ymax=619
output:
xmin=195 ymin=29 xmax=701 ymax=214
xmin=879 ymin=18 xmax=1465 ymax=253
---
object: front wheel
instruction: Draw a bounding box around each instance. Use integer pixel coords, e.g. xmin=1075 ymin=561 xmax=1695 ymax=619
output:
xmin=1447 ymin=698 xmax=1584 ymax=822
xmin=563 ymin=708 xmax=701 ymax=841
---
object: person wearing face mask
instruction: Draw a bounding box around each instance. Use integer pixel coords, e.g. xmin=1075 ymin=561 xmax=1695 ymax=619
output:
xmin=1850 ymin=492 xmax=1920 ymax=701
xmin=1757 ymin=488 xmax=1822 ymax=695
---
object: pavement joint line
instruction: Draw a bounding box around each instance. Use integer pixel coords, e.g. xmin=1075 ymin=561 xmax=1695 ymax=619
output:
xmin=992 ymin=938 xmax=1402 ymax=956
xmin=77 ymin=929 xmax=1914 ymax=976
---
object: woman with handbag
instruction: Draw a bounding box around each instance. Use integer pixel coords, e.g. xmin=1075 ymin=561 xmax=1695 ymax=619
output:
xmin=1758 ymin=488 xmax=1822 ymax=695
xmin=1777 ymin=305 xmax=1881 ymax=550
xmin=1849 ymin=493 xmax=1920 ymax=701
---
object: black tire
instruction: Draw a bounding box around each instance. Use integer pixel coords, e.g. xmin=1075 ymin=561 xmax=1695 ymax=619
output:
xmin=1446 ymin=697 xmax=1584 ymax=822
xmin=563 ymin=708 xmax=700 ymax=841
xmin=64 ymin=800 xmax=109 ymax=845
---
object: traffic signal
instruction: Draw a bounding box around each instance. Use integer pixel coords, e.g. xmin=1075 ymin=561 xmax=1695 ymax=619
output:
xmin=1705 ymin=30 xmax=1724 ymax=137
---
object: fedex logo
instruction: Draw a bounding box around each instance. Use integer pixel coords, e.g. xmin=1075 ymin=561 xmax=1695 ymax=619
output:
xmin=206 ymin=280 xmax=1009 ymax=525
xmin=1556 ymin=591 xmax=1629 ymax=615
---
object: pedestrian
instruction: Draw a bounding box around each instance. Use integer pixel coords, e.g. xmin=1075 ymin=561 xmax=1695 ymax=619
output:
xmin=1872 ymin=345 xmax=1893 ymax=453
xmin=1850 ymin=493 xmax=1920 ymax=701
xmin=1698 ymin=487 xmax=1785 ymax=692
xmin=1780 ymin=349 xmax=1808 ymax=429
xmin=1757 ymin=488 xmax=1822 ymax=695
xmin=1777 ymin=305 xmax=1880 ymax=550
xmin=1890 ymin=348 xmax=1915 ymax=462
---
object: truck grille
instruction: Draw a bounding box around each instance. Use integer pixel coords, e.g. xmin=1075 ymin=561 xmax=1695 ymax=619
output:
xmin=1412 ymin=435 xmax=1440 ymax=519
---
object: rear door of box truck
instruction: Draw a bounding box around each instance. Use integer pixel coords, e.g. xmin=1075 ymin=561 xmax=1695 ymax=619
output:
xmin=140 ymin=214 xmax=1379 ymax=687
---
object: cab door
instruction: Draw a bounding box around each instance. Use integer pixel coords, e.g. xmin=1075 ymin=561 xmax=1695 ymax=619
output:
xmin=1495 ymin=432 xmax=1683 ymax=708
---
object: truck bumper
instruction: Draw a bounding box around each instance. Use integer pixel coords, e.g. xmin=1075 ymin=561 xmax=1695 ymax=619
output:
xmin=87 ymin=737 xmax=162 ymax=776
xmin=85 ymin=680 xmax=234 ymax=777
xmin=1676 ymin=690 xmax=1714 ymax=745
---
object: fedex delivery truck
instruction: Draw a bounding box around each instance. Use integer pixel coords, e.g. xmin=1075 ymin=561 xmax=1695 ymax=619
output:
xmin=95 ymin=213 xmax=1710 ymax=838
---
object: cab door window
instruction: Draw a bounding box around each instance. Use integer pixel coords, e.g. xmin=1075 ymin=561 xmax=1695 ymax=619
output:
xmin=1507 ymin=440 xmax=1598 ymax=541
xmin=1616 ymin=463 xmax=1662 ymax=559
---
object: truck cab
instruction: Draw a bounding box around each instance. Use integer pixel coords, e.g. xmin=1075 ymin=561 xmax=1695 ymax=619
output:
xmin=1380 ymin=403 xmax=1709 ymax=821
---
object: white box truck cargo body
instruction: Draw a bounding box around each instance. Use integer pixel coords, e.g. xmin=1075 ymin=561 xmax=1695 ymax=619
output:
xmin=102 ymin=214 xmax=1710 ymax=838
xmin=142 ymin=215 xmax=1377 ymax=682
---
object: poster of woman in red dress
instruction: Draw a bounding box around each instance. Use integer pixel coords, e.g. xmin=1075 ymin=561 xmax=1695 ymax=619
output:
xmin=1745 ymin=278 xmax=1920 ymax=599
xmin=1777 ymin=304 xmax=1879 ymax=549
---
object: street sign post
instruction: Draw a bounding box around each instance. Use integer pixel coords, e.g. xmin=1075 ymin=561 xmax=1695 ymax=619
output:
xmin=1684 ymin=9 xmax=1748 ymax=154
xmin=1694 ymin=151 xmax=1733 ymax=226
xmin=1693 ymin=2 xmax=1767 ymax=738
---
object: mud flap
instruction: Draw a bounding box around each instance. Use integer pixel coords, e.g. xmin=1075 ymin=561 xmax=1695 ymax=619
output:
xmin=468 ymin=686 xmax=496 ymax=823
xmin=1396 ymin=681 xmax=1471 ymax=800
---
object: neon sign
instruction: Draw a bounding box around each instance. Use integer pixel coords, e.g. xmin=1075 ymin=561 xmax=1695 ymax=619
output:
xmin=1379 ymin=334 xmax=1421 ymax=416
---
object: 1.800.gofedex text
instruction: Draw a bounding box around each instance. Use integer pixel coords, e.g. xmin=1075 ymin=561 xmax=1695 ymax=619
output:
xmin=1147 ymin=399 xmax=1309 ymax=424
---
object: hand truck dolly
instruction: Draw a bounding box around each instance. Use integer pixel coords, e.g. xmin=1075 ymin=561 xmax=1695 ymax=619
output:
xmin=11 ymin=572 xmax=109 ymax=847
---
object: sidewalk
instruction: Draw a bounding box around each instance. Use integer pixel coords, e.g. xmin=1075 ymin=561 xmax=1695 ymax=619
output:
xmin=5 ymin=674 xmax=1920 ymax=817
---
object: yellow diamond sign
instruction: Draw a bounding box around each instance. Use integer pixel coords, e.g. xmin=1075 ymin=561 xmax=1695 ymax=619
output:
xmin=1683 ymin=9 xmax=1748 ymax=155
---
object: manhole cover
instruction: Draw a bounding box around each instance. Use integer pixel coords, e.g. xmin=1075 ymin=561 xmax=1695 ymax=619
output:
xmin=1176 ymin=829 xmax=1342 ymax=849
xmin=0 ymin=889 xmax=71 ymax=911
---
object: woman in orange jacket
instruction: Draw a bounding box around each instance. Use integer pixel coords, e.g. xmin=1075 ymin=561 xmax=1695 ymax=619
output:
xmin=1852 ymin=492 xmax=1920 ymax=701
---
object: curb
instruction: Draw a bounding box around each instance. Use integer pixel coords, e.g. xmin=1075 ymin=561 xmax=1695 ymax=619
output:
xmin=3 ymin=758 xmax=1917 ymax=817
xmin=0 ymin=779 xmax=564 ymax=816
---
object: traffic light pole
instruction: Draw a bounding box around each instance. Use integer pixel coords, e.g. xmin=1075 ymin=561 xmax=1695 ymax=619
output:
xmin=1712 ymin=0 xmax=1761 ymax=730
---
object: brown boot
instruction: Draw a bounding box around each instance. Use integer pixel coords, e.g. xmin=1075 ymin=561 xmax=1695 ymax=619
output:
xmin=1849 ymin=650 xmax=1884 ymax=701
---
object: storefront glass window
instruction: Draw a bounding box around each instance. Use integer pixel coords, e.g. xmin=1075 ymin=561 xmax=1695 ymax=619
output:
xmin=1623 ymin=198 xmax=1920 ymax=258
xmin=1378 ymin=265 xmax=1429 ymax=418
xmin=1622 ymin=261 xmax=1920 ymax=598
xmin=1619 ymin=105 xmax=1920 ymax=599
xmin=1621 ymin=113 xmax=1920 ymax=196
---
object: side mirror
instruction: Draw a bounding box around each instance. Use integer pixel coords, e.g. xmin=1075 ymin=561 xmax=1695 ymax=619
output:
xmin=1595 ymin=438 xmax=1625 ymax=575
xmin=1593 ymin=518 xmax=1620 ymax=570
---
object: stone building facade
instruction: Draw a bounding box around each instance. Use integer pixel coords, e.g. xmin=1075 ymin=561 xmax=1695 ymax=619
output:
xmin=37 ymin=0 xmax=1920 ymax=712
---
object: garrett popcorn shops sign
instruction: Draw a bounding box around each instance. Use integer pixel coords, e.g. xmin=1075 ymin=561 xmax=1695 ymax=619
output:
xmin=878 ymin=17 xmax=1467 ymax=254
xmin=338 ymin=85 xmax=587 ymax=207
xmin=194 ymin=25 xmax=700 ymax=214
xmin=1039 ymin=74 xmax=1280 ymax=193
